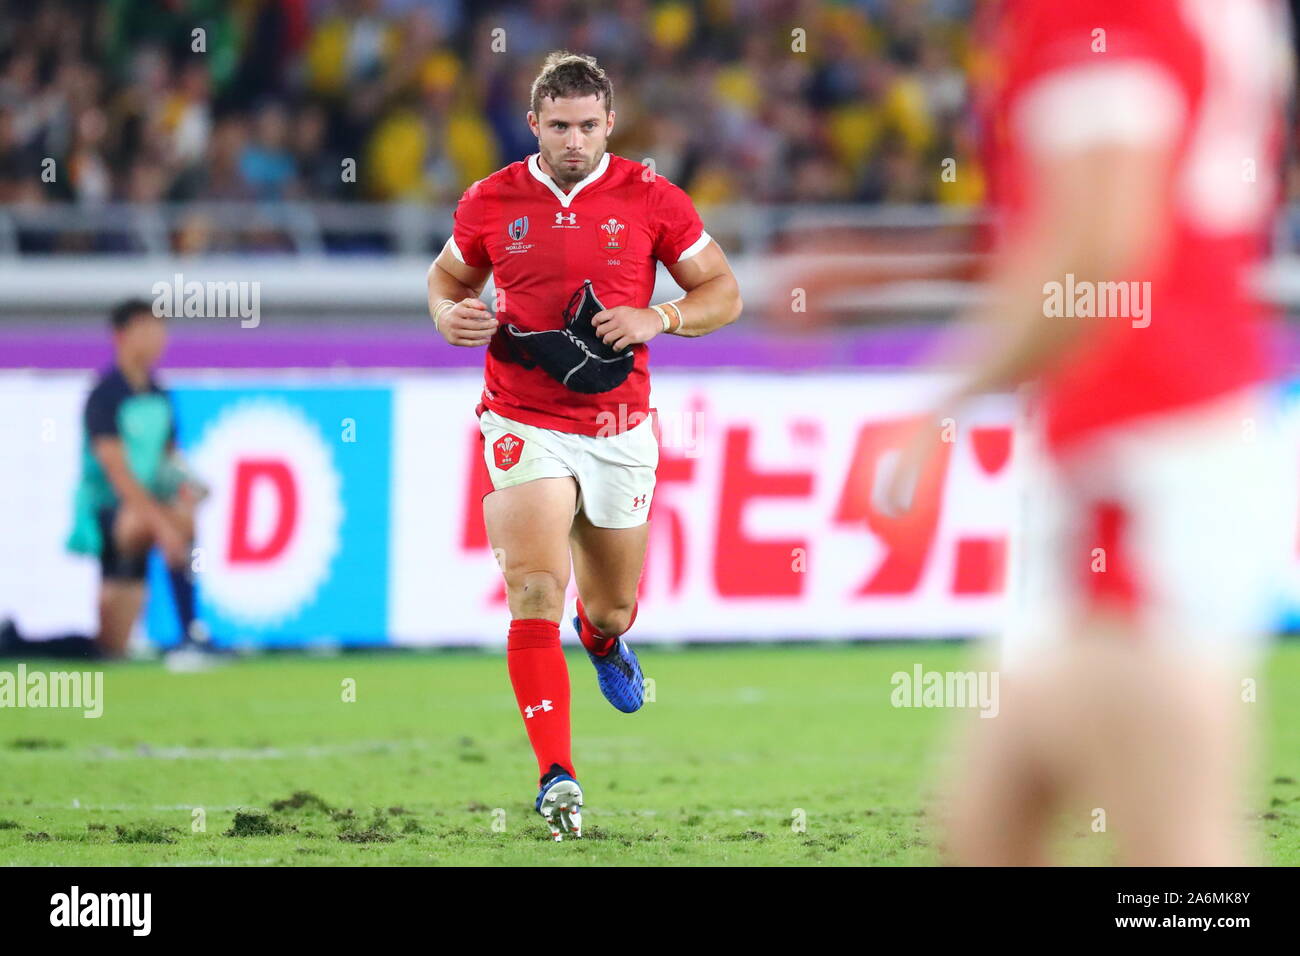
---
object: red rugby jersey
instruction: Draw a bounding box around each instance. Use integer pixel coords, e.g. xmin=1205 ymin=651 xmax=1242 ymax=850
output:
xmin=980 ymin=0 xmax=1289 ymax=452
xmin=447 ymin=151 xmax=710 ymax=436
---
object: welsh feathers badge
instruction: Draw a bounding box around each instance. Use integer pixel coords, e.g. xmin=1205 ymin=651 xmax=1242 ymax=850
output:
xmin=493 ymin=433 xmax=525 ymax=470
xmin=598 ymin=217 xmax=627 ymax=252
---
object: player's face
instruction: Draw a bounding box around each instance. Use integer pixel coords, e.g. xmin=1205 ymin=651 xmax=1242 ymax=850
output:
xmin=530 ymin=94 xmax=613 ymax=184
xmin=116 ymin=312 xmax=167 ymax=368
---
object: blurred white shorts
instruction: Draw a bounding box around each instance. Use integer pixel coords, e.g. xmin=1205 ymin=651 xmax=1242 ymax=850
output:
xmin=479 ymin=408 xmax=658 ymax=529
xmin=1002 ymin=386 xmax=1288 ymax=672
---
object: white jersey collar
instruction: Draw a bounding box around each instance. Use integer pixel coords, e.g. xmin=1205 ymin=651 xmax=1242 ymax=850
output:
xmin=528 ymin=151 xmax=611 ymax=208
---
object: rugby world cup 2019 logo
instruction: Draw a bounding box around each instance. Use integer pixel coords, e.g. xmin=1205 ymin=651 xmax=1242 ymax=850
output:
xmin=505 ymin=216 xmax=534 ymax=255
xmin=599 ymin=217 xmax=626 ymax=252
xmin=493 ymin=433 xmax=525 ymax=471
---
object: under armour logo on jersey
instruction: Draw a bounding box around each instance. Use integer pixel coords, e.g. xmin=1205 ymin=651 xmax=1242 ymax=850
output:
xmin=555 ymin=212 xmax=576 ymax=226
xmin=493 ymin=433 xmax=525 ymax=470
xmin=632 ymin=494 xmax=647 ymax=509
xmin=524 ymin=699 xmax=554 ymax=718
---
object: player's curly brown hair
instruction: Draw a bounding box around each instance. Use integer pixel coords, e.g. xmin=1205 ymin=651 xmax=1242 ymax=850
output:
xmin=530 ymin=51 xmax=614 ymax=117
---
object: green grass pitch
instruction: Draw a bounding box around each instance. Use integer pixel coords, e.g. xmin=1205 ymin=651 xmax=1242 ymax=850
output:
xmin=2 ymin=641 xmax=1297 ymax=866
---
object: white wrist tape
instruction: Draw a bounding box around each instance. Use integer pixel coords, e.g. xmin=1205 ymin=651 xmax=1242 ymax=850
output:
xmin=664 ymin=299 xmax=684 ymax=332
xmin=433 ymin=298 xmax=456 ymax=332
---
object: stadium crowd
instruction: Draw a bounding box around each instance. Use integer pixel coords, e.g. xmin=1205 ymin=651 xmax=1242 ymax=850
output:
xmin=0 ymin=0 xmax=981 ymax=214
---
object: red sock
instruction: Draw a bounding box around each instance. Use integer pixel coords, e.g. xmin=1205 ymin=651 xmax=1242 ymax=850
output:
xmin=507 ymin=618 xmax=572 ymax=782
xmin=576 ymin=598 xmax=638 ymax=657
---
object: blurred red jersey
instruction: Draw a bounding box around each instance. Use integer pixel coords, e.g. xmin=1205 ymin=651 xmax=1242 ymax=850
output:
xmin=448 ymin=151 xmax=710 ymax=436
xmin=980 ymin=0 xmax=1291 ymax=451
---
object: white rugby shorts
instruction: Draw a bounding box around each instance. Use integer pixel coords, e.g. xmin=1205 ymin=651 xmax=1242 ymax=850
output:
xmin=479 ymin=408 xmax=658 ymax=529
xmin=1002 ymin=386 xmax=1288 ymax=672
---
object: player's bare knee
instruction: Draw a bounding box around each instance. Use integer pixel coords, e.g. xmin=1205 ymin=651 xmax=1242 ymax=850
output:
xmin=588 ymin=602 xmax=635 ymax=638
xmin=511 ymin=570 xmax=567 ymax=619
xmin=114 ymin=509 xmax=153 ymax=553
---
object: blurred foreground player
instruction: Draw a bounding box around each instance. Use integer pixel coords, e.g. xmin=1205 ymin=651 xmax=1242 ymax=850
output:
xmin=882 ymin=0 xmax=1293 ymax=864
xmin=427 ymin=52 xmax=742 ymax=838
xmin=63 ymin=299 xmax=211 ymax=665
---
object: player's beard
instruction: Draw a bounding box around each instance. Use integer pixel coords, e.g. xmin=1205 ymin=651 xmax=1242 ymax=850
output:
xmin=546 ymin=147 xmax=601 ymax=184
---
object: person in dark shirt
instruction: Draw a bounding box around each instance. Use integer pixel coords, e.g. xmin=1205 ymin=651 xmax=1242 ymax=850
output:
xmin=62 ymin=299 xmax=207 ymax=658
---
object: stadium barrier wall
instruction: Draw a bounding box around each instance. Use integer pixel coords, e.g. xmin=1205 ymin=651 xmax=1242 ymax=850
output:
xmin=1 ymin=370 xmax=1296 ymax=647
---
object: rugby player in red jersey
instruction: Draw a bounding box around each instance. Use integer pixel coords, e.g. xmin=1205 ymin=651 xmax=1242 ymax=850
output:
xmin=882 ymin=0 xmax=1292 ymax=863
xmin=426 ymin=52 xmax=742 ymax=839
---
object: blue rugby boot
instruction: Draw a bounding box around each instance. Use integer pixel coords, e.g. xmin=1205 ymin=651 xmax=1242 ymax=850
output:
xmin=574 ymin=607 xmax=645 ymax=713
xmin=535 ymin=763 xmax=583 ymax=841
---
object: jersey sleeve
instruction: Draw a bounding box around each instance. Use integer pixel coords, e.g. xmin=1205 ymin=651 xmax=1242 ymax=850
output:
xmin=84 ymin=382 xmax=121 ymax=440
xmin=447 ymin=179 xmax=491 ymax=269
xmin=1011 ymin=61 xmax=1186 ymax=156
xmin=651 ymin=179 xmax=711 ymax=265
xmin=1007 ymin=2 xmax=1188 ymax=156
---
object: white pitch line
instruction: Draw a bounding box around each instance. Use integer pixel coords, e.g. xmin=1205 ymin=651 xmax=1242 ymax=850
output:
xmin=10 ymin=804 xmax=252 ymax=812
xmin=29 ymin=740 xmax=436 ymax=761
xmin=150 ymin=858 xmax=282 ymax=867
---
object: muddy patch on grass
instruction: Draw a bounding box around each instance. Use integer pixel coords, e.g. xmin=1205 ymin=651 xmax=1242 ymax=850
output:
xmin=336 ymin=810 xmax=396 ymax=843
xmin=114 ymin=822 xmax=179 ymax=844
xmin=270 ymin=791 xmax=333 ymax=814
xmin=224 ymin=811 xmax=294 ymax=837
